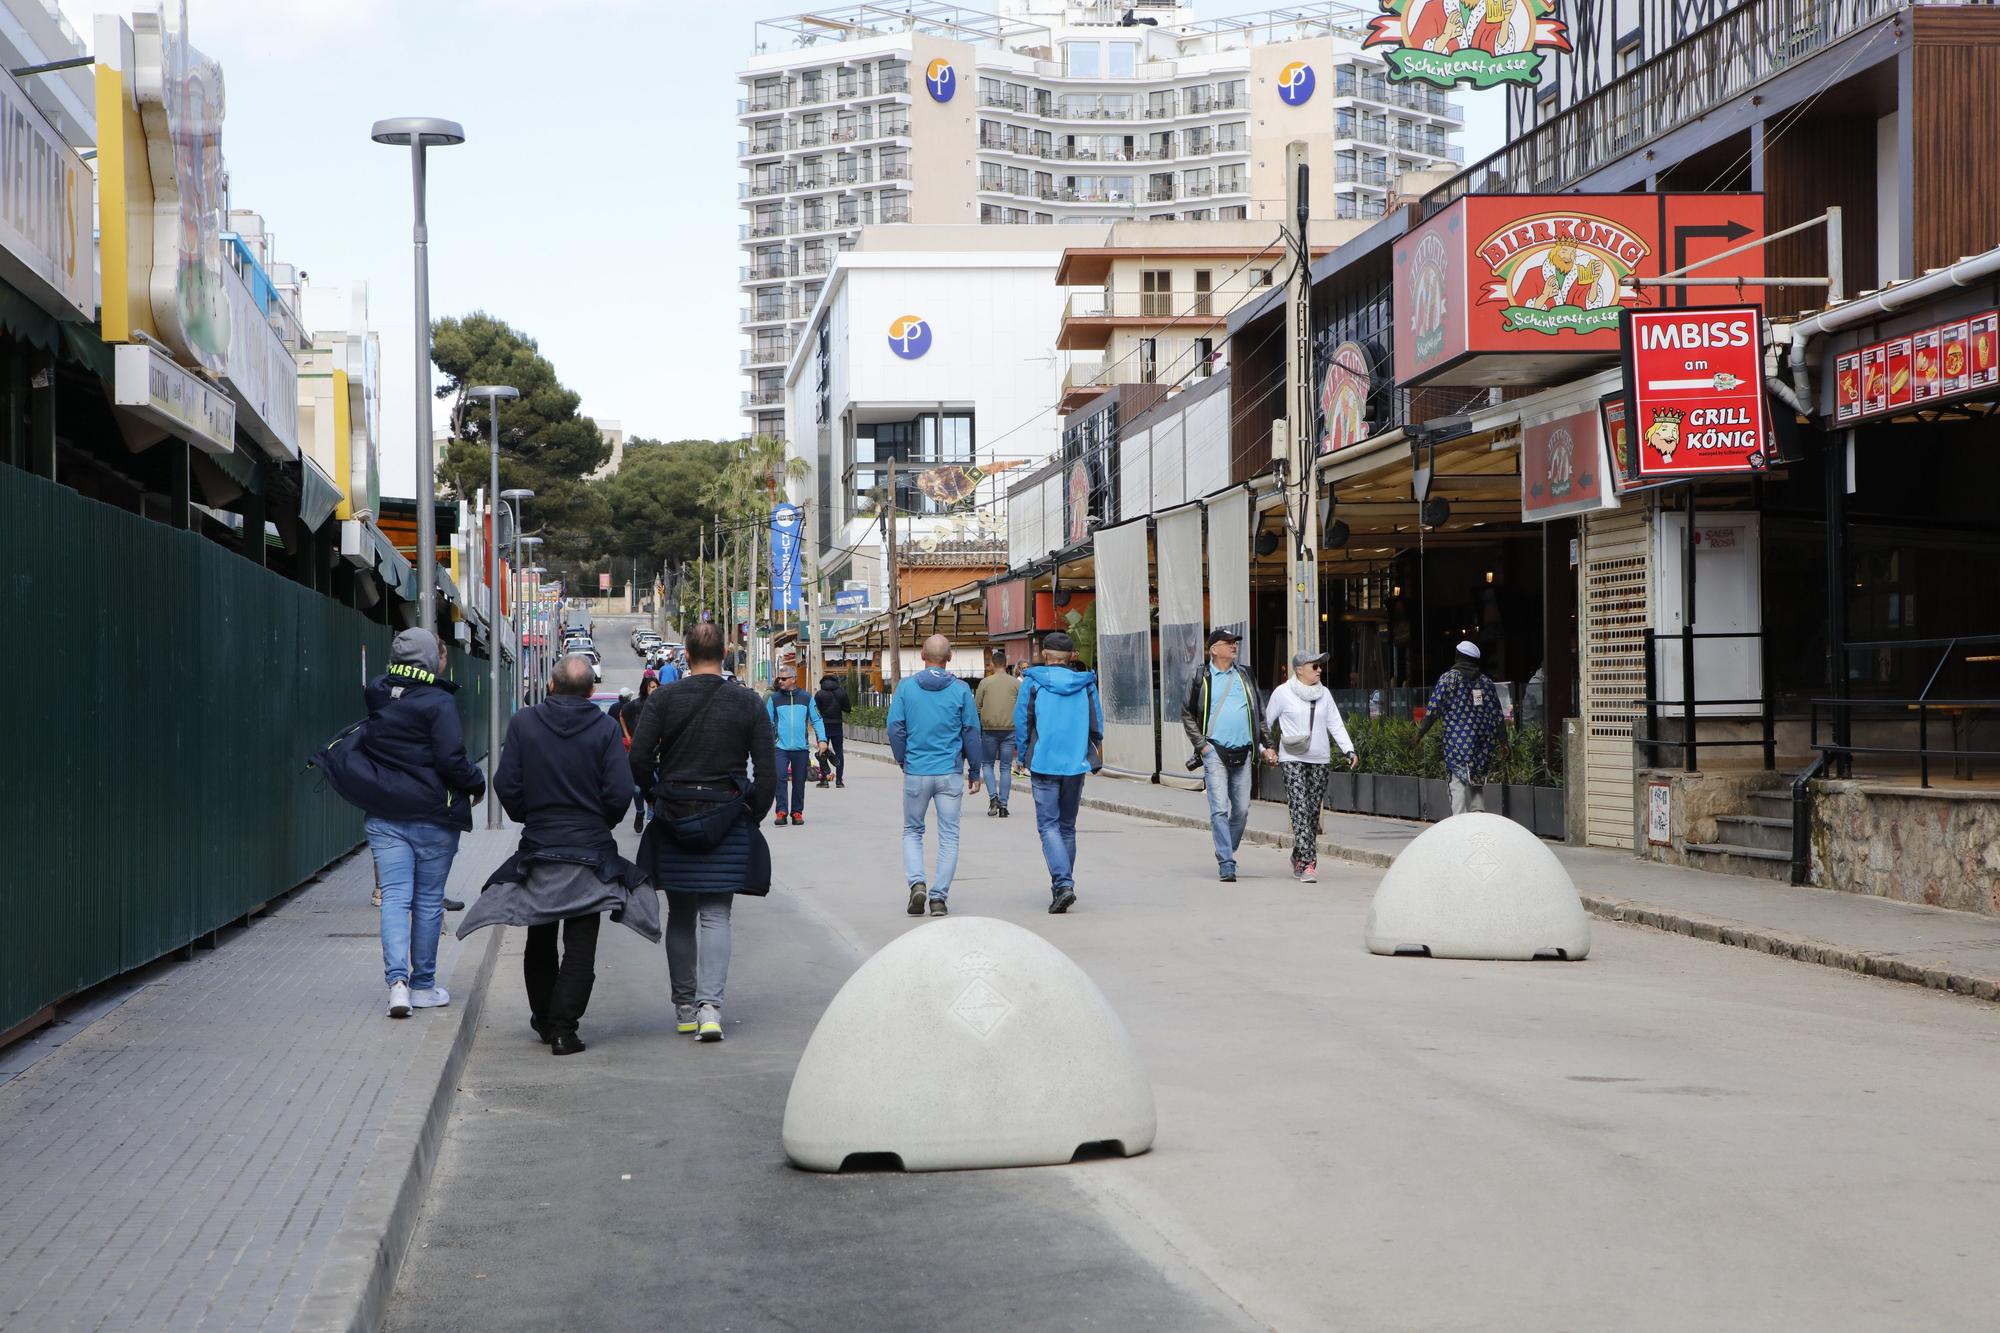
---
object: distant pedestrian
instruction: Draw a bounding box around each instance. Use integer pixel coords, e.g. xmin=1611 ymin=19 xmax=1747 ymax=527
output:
xmin=312 ymin=628 xmax=486 ymax=1018
xmin=889 ymin=635 xmax=982 ymax=916
xmin=1014 ymin=631 xmax=1102 ymax=915
xmin=458 ymin=654 xmax=654 ymax=1056
xmin=1414 ymin=640 xmax=1504 ymax=815
xmin=1182 ymin=628 xmax=1261 ymax=882
xmin=1260 ymin=651 xmax=1357 ymax=883
xmin=629 ymin=621 xmax=775 ymax=1043
xmin=765 ymin=665 xmax=827 ymax=826
xmin=974 ymin=653 xmax=1021 ymax=817
xmin=655 ymin=655 xmax=684 ymax=686
xmin=628 ymin=676 xmax=660 ymax=832
xmin=610 ymin=686 xmax=637 ymax=742
xmin=814 ymin=671 xmax=851 ymax=787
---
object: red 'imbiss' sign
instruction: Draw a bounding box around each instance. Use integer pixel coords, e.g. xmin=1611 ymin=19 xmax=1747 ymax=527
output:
xmin=1620 ymin=305 xmax=1770 ymax=478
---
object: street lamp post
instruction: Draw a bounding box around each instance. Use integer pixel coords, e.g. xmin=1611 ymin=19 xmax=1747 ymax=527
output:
xmin=371 ymin=116 xmax=464 ymax=637
xmin=466 ymin=385 xmax=520 ymax=829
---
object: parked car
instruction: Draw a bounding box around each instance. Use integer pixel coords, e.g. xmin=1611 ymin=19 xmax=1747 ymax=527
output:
xmin=588 ymin=691 xmax=620 ymax=713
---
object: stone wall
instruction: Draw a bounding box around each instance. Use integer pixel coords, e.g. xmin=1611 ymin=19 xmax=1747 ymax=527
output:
xmin=1630 ymin=768 xmax=1789 ymax=868
xmin=1811 ymin=783 xmax=2000 ymax=916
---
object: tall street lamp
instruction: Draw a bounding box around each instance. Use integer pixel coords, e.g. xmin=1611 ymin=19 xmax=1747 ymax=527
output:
xmin=466 ymin=384 xmax=519 ymax=829
xmin=371 ymin=116 xmax=464 ymax=637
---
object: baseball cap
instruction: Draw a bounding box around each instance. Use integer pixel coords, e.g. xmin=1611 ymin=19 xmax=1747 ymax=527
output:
xmin=1291 ymin=650 xmax=1329 ymax=670
xmin=1456 ymin=640 xmax=1481 ymax=659
xmin=1042 ymin=631 xmax=1075 ymax=654
xmin=1206 ymin=627 xmax=1243 ymax=647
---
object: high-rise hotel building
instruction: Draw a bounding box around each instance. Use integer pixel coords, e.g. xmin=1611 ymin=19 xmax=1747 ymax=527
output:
xmin=738 ymin=1 xmax=1465 ymax=441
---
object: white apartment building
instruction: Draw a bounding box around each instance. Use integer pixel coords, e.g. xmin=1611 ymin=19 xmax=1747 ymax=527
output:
xmin=739 ymin=0 xmax=1465 ymax=441
xmin=783 ymin=224 xmax=1101 ymax=602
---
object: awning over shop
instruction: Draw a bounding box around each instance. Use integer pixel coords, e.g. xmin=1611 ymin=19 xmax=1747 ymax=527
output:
xmin=298 ymin=455 xmax=342 ymax=531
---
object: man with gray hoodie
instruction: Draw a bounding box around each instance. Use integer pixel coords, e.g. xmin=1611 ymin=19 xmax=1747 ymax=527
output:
xmin=888 ymin=635 xmax=983 ymax=915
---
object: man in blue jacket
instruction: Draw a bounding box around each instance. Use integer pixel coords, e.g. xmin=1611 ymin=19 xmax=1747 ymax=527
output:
xmin=888 ymin=635 xmax=983 ymax=916
xmin=766 ymin=664 xmax=827 ymax=826
xmin=313 ymin=628 xmax=486 ymax=1017
xmin=1014 ymin=631 xmax=1103 ymax=915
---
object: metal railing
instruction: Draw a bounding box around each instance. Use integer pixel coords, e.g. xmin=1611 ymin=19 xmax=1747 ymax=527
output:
xmin=1638 ymin=628 xmax=1778 ymax=773
xmin=1809 ymin=634 xmax=2000 ymax=788
xmin=1423 ymin=0 xmax=1928 ymax=208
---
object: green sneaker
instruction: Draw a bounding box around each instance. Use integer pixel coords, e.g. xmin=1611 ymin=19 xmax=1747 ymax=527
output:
xmin=675 ymin=1004 xmax=698 ymax=1036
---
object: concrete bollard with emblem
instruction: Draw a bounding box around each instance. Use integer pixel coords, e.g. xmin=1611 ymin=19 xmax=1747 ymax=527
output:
xmin=1365 ymin=812 xmax=1592 ymax=961
xmin=782 ymin=917 xmax=1157 ymax=1172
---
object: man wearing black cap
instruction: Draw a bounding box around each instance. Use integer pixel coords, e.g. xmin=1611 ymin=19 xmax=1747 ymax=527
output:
xmin=1415 ymin=639 xmax=1504 ymax=815
xmin=1181 ymin=627 xmax=1262 ymax=882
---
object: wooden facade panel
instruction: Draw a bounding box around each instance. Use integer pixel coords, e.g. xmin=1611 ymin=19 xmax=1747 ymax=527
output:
xmin=1762 ymin=116 xmax=1880 ymax=320
xmin=1912 ymin=7 xmax=2000 ymax=46
xmin=1913 ymin=45 xmax=2000 ymax=271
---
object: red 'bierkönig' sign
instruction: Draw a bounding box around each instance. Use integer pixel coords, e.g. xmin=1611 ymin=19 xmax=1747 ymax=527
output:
xmin=1620 ymin=305 xmax=1770 ymax=478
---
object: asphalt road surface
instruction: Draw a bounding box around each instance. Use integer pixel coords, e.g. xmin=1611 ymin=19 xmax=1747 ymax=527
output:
xmin=389 ymin=617 xmax=2000 ymax=1332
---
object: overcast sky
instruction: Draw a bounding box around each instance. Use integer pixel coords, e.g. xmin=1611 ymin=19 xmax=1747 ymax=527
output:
xmin=60 ymin=0 xmax=1507 ymax=497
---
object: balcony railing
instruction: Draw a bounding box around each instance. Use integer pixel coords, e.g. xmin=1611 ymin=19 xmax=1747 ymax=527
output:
xmin=742 ymin=303 xmax=802 ymax=325
xmin=1427 ymin=0 xmax=1926 ymax=208
xmin=738 ymin=92 xmax=790 ymax=114
xmin=743 ymin=177 xmax=788 ymax=198
xmin=879 ymin=203 xmax=912 ymax=224
xmin=878 ymin=74 xmax=909 ymax=94
xmin=741 ymin=259 xmax=799 ymax=281
xmin=742 ymin=337 xmax=797 ymax=366
xmin=741 ymin=220 xmax=789 ymax=240
xmin=742 ymin=389 xmax=786 ymax=408
xmin=1062 ymin=289 xmax=1239 ymax=322
xmin=1145 ymin=184 xmax=1176 ymax=201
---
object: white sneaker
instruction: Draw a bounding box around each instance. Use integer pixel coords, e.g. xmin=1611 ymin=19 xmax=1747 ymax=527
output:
xmin=410 ymin=986 xmax=451 ymax=1009
xmin=388 ymin=982 xmax=412 ymax=1018
xmin=1301 ymin=861 xmax=1318 ymax=883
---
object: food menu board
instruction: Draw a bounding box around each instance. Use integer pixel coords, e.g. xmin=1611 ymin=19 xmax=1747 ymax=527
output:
xmin=1840 ymin=309 xmax=2000 ymax=423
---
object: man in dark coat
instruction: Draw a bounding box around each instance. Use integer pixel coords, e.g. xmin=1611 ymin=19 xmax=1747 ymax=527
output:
xmin=630 ymin=622 xmax=774 ymax=1043
xmin=814 ymin=672 xmax=851 ymax=788
xmin=460 ymin=654 xmax=654 ymax=1056
xmin=314 ymin=627 xmax=486 ymax=1018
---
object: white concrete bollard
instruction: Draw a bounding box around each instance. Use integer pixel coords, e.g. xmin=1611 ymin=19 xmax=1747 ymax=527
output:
xmin=1364 ymin=812 xmax=1592 ymax=961
xmin=782 ymin=917 xmax=1157 ymax=1172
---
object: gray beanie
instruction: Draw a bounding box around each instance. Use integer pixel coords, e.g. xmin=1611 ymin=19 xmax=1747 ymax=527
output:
xmin=390 ymin=627 xmax=441 ymax=673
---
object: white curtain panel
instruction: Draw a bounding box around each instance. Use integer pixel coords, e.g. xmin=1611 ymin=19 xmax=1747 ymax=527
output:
xmin=1092 ymin=517 xmax=1156 ymax=778
xmin=1155 ymin=502 xmax=1206 ymax=784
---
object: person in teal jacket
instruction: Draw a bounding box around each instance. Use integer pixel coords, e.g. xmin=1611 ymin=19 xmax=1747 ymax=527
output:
xmin=1013 ymin=631 xmax=1102 ymax=915
xmin=888 ymin=634 xmax=983 ymax=916
xmin=766 ymin=665 xmax=826 ymax=826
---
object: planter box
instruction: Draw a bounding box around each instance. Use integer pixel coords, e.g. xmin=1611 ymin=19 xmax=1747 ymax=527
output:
xmin=1377 ymin=775 xmax=1420 ymax=820
xmin=1419 ymin=778 xmax=1452 ymax=822
xmin=1323 ymin=770 xmax=1357 ymax=812
xmin=1256 ymin=764 xmax=1284 ymax=803
xmin=1502 ymin=784 xmax=1539 ymax=834
xmin=1534 ymin=786 xmax=1566 ymax=840
xmin=1353 ymin=772 xmax=1376 ymax=816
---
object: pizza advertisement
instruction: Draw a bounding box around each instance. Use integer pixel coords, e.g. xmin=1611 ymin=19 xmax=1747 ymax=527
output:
xmin=1834 ymin=351 xmax=1861 ymax=423
xmin=1972 ymin=313 xmax=2000 ymax=391
xmin=1941 ymin=322 xmax=1970 ymax=395
xmin=1912 ymin=328 xmax=1941 ymax=404
xmin=1860 ymin=343 xmax=1888 ymax=416
xmin=1885 ymin=337 xmax=1914 ymax=409
xmin=1842 ymin=310 xmax=2000 ymax=422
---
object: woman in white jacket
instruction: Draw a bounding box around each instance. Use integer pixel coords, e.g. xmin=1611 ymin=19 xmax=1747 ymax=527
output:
xmin=1259 ymin=651 xmax=1357 ymax=883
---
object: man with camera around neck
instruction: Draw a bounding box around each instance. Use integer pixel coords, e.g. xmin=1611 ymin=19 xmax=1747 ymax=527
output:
xmin=1182 ymin=627 xmax=1263 ymax=883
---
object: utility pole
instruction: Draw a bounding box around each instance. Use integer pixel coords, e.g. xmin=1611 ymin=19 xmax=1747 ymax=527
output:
xmin=885 ymin=456 xmax=901 ymax=687
xmin=1284 ymin=142 xmax=1319 ymax=662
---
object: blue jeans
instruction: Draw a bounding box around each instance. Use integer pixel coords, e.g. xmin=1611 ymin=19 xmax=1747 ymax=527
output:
xmin=902 ymin=772 xmax=965 ymax=898
xmin=980 ymin=730 xmax=1016 ymax=808
xmin=776 ymin=748 xmax=809 ymax=814
xmin=1031 ymin=773 xmax=1086 ymax=894
xmin=1200 ymin=747 xmax=1253 ymax=873
xmin=366 ymin=816 xmax=461 ymax=989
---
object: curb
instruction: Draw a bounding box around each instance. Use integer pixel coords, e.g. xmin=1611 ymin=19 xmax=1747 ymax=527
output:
xmin=1078 ymin=795 xmax=1398 ymax=869
xmin=1578 ymin=895 xmax=2000 ymax=1002
xmin=293 ymin=921 xmax=505 ymax=1333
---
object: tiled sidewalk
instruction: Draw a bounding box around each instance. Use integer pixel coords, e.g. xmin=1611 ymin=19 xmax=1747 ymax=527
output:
xmin=0 ymin=829 xmax=511 ymax=1333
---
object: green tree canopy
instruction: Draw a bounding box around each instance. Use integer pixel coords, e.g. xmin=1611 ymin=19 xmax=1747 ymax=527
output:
xmin=431 ymin=312 xmax=609 ymax=578
xmin=594 ymin=437 xmax=732 ymax=576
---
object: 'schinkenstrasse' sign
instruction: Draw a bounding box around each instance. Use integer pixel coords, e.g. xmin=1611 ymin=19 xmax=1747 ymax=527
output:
xmin=1620 ymin=306 xmax=1772 ymax=478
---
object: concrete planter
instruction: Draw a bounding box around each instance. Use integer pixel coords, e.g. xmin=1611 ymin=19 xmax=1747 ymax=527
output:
xmin=1376 ymin=775 xmax=1421 ymax=820
xmin=1535 ymin=786 xmax=1567 ymax=840
xmin=1419 ymin=779 xmax=1453 ymax=823
xmin=1353 ymin=772 xmax=1376 ymax=815
xmin=1323 ymin=769 xmax=1357 ymax=812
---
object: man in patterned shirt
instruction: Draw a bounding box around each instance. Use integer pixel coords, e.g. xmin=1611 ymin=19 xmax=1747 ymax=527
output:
xmin=1414 ymin=640 xmax=1503 ymax=815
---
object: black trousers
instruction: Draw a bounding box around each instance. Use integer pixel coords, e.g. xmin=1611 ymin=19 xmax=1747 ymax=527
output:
xmin=524 ymin=913 xmax=601 ymax=1034
xmin=824 ymin=725 xmax=845 ymax=781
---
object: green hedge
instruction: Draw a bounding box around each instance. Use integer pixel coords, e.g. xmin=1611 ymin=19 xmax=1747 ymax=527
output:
xmin=1347 ymin=717 xmax=1564 ymax=787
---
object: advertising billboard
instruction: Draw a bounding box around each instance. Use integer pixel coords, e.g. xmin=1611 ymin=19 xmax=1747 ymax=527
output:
xmin=1621 ymin=305 xmax=1772 ymax=478
xmin=1393 ymin=193 xmax=1766 ymax=387
xmin=1520 ymin=406 xmax=1617 ymax=521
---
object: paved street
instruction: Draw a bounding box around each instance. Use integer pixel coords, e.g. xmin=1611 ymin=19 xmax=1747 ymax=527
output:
xmin=388 ymin=622 xmax=2000 ymax=1332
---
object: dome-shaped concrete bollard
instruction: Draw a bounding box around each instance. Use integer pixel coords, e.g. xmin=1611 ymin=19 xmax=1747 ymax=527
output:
xmin=782 ymin=917 xmax=1156 ymax=1172
xmin=1364 ymin=812 xmax=1591 ymax=961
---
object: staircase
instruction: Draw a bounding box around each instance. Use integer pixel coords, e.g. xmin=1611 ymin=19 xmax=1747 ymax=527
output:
xmin=1685 ymin=789 xmax=1793 ymax=881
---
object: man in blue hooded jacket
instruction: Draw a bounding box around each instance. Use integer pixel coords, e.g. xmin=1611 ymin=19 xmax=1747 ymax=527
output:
xmin=888 ymin=634 xmax=983 ymax=916
xmin=765 ymin=664 xmax=827 ymax=826
xmin=1013 ymin=631 xmax=1103 ymax=914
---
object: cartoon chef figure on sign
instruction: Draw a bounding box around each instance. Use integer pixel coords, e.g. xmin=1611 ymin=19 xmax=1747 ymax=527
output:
xmin=1643 ymin=407 xmax=1684 ymax=465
